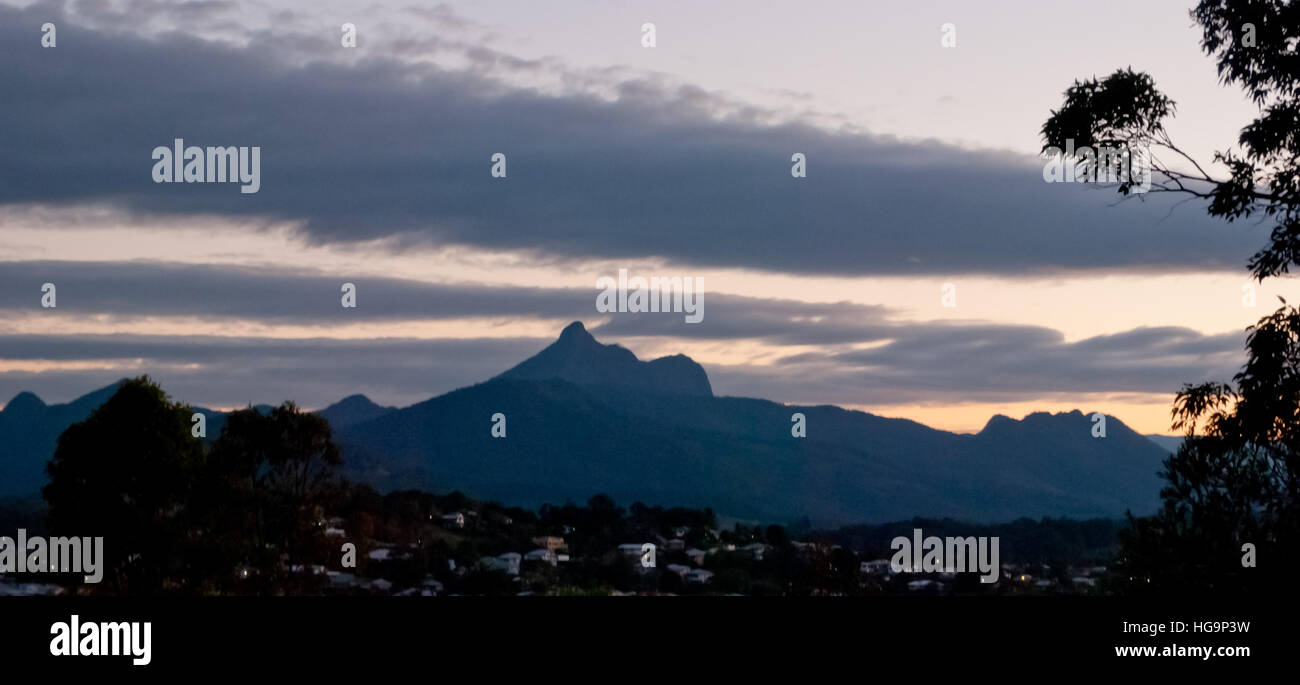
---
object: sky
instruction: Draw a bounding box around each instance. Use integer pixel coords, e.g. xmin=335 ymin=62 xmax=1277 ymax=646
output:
xmin=0 ymin=0 xmax=1293 ymax=434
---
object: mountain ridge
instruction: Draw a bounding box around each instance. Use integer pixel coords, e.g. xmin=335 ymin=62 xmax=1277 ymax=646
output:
xmin=1 ymin=323 xmax=1171 ymax=524
xmin=495 ymin=321 xmax=713 ymax=397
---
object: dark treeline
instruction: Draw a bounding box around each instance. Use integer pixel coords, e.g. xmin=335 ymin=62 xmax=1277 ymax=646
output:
xmin=3 ymin=375 xmax=1129 ymax=596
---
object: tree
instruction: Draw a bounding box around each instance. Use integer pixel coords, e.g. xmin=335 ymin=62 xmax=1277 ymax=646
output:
xmin=1119 ymin=305 xmax=1299 ymax=592
xmin=207 ymin=402 xmax=342 ymax=591
xmin=1042 ymin=2 xmax=1300 ymax=279
xmin=765 ymin=524 xmax=790 ymax=547
xmin=1041 ymin=0 xmax=1300 ymax=592
xmin=43 ymin=378 xmax=346 ymax=595
xmin=43 ymin=376 xmax=205 ymax=594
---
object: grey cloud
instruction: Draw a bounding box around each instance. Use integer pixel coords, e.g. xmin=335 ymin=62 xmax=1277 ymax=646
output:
xmin=0 ymin=259 xmax=1246 ymax=409
xmin=0 ymin=259 xmax=913 ymax=347
xmin=0 ymin=319 xmax=1244 ymax=415
xmin=0 ymin=1 xmax=1259 ymax=277
xmin=787 ymin=324 xmax=1244 ymax=400
xmin=0 ymin=334 xmax=547 ymax=410
xmin=0 ymin=260 xmax=592 ymax=322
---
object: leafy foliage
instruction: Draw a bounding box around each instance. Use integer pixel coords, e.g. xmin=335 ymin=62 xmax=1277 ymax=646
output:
xmin=1043 ymin=0 xmax=1300 ymax=278
xmin=1042 ymin=0 xmax=1300 ymax=592
xmin=42 ymin=377 xmax=343 ymax=594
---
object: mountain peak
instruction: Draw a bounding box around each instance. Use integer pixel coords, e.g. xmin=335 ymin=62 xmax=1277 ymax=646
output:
xmin=560 ymin=320 xmax=587 ymax=335
xmin=557 ymin=320 xmax=597 ymax=345
xmin=496 ymin=322 xmax=712 ymax=396
xmin=317 ymin=394 xmax=395 ymax=428
xmin=2 ymin=391 xmax=46 ymax=414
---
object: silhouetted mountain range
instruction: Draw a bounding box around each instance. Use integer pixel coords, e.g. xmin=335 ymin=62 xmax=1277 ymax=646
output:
xmin=0 ymin=322 xmax=1171 ymax=524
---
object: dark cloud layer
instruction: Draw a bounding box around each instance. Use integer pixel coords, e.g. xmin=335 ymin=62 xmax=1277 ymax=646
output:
xmin=0 ymin=333 xmax=547 ymax=410
xmin=0 ymin=259 xmax=1244 ymax=409
xmin=0 ymin=1 xmax=1258 ymax=277
xmin=0 ymin=321 xmax=1242 ymax=412
xmin=0 ymin=260 xmax=592 ymax=323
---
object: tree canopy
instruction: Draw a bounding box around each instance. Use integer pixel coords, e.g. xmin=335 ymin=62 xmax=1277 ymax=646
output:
xmin=1041 ymin=0 xmax=1300 ymax=593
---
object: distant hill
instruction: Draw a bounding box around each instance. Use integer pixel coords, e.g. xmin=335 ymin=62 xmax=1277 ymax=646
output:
xmin=0 ymin=380 xmax=127 ymax=497
xmin=0 ymin=322 xmax=1171 ymax=525
xmin=1144 ymin=434 xmax=1183 ymax=454
xmin=317 ymin=394 xmax=396 ymax=428
xmin=0 ymin=386 xmax=362 ymax=497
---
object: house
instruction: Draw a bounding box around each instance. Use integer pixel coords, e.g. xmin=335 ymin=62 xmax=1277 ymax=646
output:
xmin=532 ymin=536 xmax=566 ymax=551
xmin=618 ymin=543 xmax=650 ymax=559
xmin=0 ymin=575 xmax=61 ymax=596
xmin=741 ymin=543 xmax=770 ymax=561
xmin=860 ymin=559 xmax=893 ymax=576
xmin=685 ymin=569 xmax=714 ymax=584
xmin=524 ymin=549 xmax=558 ymax=566
xmin=665 ymin=564 xmax=691 ymax=577
xmin=484 ymin=552 xmax=521 ymax=576
xmin=326 ymin=571 xmax=360 ymax=588
xmin=441 ymin=512 xmax=465 ymax=529
xmin=684 ymin=548 xmax=706 ymax=565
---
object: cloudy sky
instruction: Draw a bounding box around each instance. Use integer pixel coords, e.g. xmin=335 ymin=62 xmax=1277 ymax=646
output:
xmin=0 ymin=0 xmax=1291 ymax=434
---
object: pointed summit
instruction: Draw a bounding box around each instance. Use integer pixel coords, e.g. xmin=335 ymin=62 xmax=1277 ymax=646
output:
xmin=561 ymin=320 xmax=587 ymax=335
xmin=2 ymin=390 xmax=46 ymax=415
xmin=317 ymin=394 xmax=395 ymax=428
xmin=556 ymin=320 xmax=598 ymax=345
xmin=496 ymin=321 xmax=712 ymax=396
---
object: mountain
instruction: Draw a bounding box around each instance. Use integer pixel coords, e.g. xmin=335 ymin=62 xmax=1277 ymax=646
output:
xmin=496 ymin=321 xmax=712 ymax=396
xmin=318 ymin=394 xmax=396 ymax=428
xmin=0 ymin=386 xmax=364 ymax=497
xmin=0 ymin=323 xmax=1172 ymax=525
xmin=1145 ymin=434 xmax=1183 ymax=454
xmin=0 ymin=379 xmax=128 ymax=496
xmin=334 ymin=322 xmax=1169 ymax=524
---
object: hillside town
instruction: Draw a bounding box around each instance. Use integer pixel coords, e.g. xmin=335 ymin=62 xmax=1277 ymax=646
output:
xmin=169 ymin=488 xmax=1124 ymax=597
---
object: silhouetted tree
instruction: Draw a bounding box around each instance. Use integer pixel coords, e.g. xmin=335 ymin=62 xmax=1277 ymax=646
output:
xmin=43 ymin=377 xmax=204 ymax=594
xmin=1119 ymin=304 xmax=1299 ymax=592
xmin=1041 ymin=0 xmax=1300 ymax=592
xmin=207 ymin=402 xmax=342 ymax=591
xmin=1042 ymin=2 xmax=1300 ymax=279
